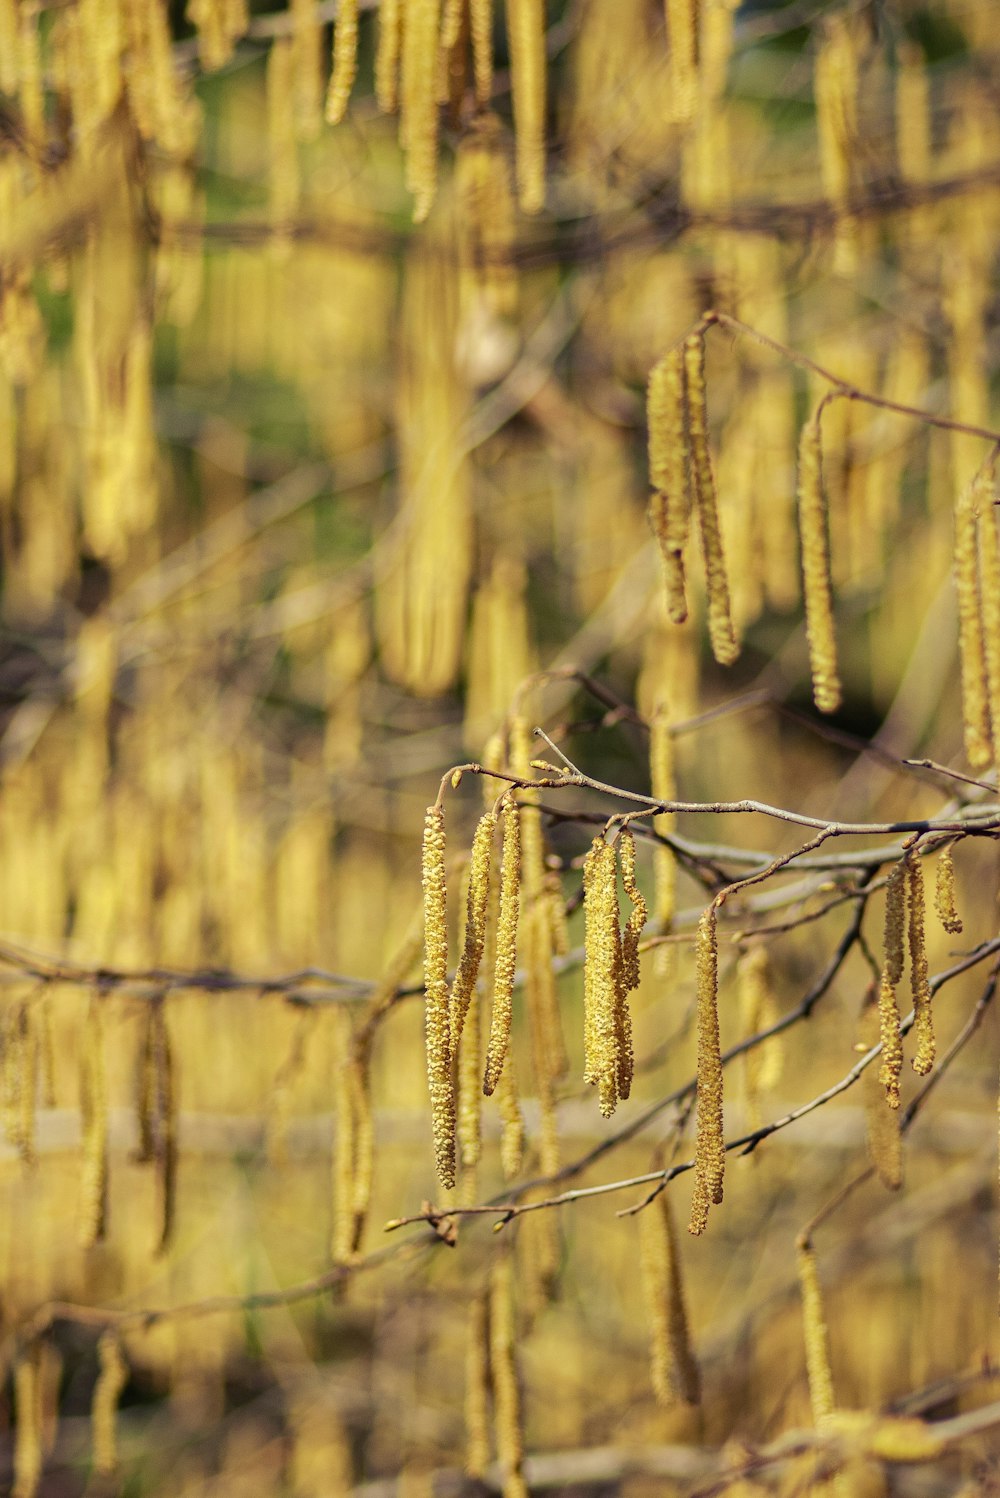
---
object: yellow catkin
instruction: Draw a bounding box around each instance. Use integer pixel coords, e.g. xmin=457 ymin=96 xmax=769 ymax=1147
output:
xmin=684 ymin=334 xmax=738 ymax=665
xmin=458 ymin=987 xmax=483 ymax=1173
xmin=497 ymin=1060 xmax=524 ymax=1178
xmin=483 ymin=797 xmax=521 ymax=1097
xmin=618 ymin=829 xmax=647 ymax=994
xmin=465 ymin=1291 xmax=492 ymax=1478
xmin=689 ymin=906 xmax=724 ymax=1236
xmin=450 ymin=808 xmax=499 ymax=1055
xmin=797 ymin=409 xmax=842 ymax=714
xmin=375 ymin=0 xmax=402 ymax=111
xmin=906 ymin=851 xmax=934 ymax=1076
xmin=738 ymin=947 xmax=782 ymax=1133
xmin=665 ymin=0 xmax=698 ymax=123
xmin=325 ymin=0 xmax=359 ymax=124
xmin=91 ymin=1332 xmax=128 ymax=1477
xmin=954 ymin=472 xmax=993 ymax=770
xmin=878 ymin=859 xmax=907 ymax=1110
xmin=859 ymin=984 xmax=902 ymax=1192
xmin=639 ymin=1191 xmax=701 ymax=1406
xmin=455 ymin=113 xmax=518 ymax=321
xmin=505 ymin=0 xmax=545 ymax=213
xmin=814 ymin=15 xmax=859 ymax=272
xmin=490 ymin=1255 xmax=528 ymax=1498
xmin=796 ymin=1238 xmax=836 ymax=1426
xmin=977 ymin=473 xmax=1000 ymax=777
xmin=401 ymin=0 xmax=442 ymax=222
xmin=544 ymin=870 xmax=570 ymax=957
xmin=79 ymin=1000 xmax=108 ymax=1248
xmin=12 ymin=1347 xmax=42 ymax=1498
xmin=582 ymin=837 xmax=628 ymax=1117
xmin=647 ymin=348 xmax=691 ymax=623
xmin=470 ymin=0 xmax=493 ymax=106
xmin=934 ymin=843 xmax=963 ymax=935
xmin=422 ymin=804 xmax=455 ymax=1189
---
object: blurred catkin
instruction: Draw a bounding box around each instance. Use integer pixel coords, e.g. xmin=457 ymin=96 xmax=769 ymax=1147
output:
xmin=684 ymin=333 xmax=739 ymax=666
xmin=12 ymin=1346 xmax=41 ymax=1498
xmin=465 ymin=1290 xmax=492 ymax=1477
xmin=91 ymin=1332 xmax=128 ymax=1477
xmin=738 ymin=947 xmax=783 ymax=1132
xmin=954 ymin=472 xmax=993 ymax=769
xmin=690 ymin=906 xmax=724 ymax=1235
xmin=859 ymin=984 xmax=902 ymax=1191
xmin=325 ymin=0 xmax=359 ymax=124
xmin=797 ymin=408 xmax=842 ymax=714
xmin=640 ymin=1190 xmax=701 ymax=1406
xmin=797 ymin=1237 xmax=836 ymax=1425
xmin=375 ymin=0 xmax=402 ymax=111
xmin=484 ymin=797 xmax=521 ymax=1097
xmin=647 ymin=347 xmax=691 ymax=622
xmin=422 ymin=804 xmax=455 ymax=1188
xmin=505 ymin=0 xmax=545 ymax=213
xmin=470 ymin=0 xmax=494 ymax=105
xmin=490 ymin=1255 xmax=528 ymax=1498
xmin=401 ymin=0 xmax=442 ymax=221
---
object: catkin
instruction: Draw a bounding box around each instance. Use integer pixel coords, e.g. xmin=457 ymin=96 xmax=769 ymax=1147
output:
xmin=505 ymin=0 xmax=545 ymax=213
xmin=325 ymin=0 xmax=359 ymax=124
xmin=954 ymin=473 xmax=993 ymax=769
xmin=797 ymin=408 xmax=842 ymax=714
xmin=458 ymin=988 xmax=483 ymax=1172
xmin=581 ymin=836 xmax=629 ymax=1117
xmin=906 ymin=852 xmax=934 ymax=1076
xmin=665 ymin=0 xmax=698 ymax=123
xmin=79 ymin=1000 xmax=109 ymax=1247
xmin=91 ymin=1332 xmax=128 ymax=1477
xmin=422 ymin=804 xmax=455 ymax=1188
xmin=738 ymin=947 xmax=782 ymax=1132
xmin=639 ymin=1191 xmax=701 ymax=1406
xmin=497 ymin=1061 xmax=524 ymax=1178
xmin=483 ymin=797 xmax=521 ymax=1097
xmin=685 ymin=333 xmax=738 ymax=666
xmin=375 ymin=0 xmax=402 ymax=112
xmin=796 ymin=1238 xmax=835 ymax=1426
xmin=490 ymin=1255 xmax=528 ymax=1498
xmin=12 ymin=1347 xmax=41 ymax=1498
xmin=689 ymin=906 xmax=724 ymax=1236
xmin=619 ymin=829 xmax=647 ymax=994
xmin=401 ymin=0 xmax=442 ymax=222
xmin=470 ymin=0 xmax=493 ymax=105
xmin=450 ymin=808 xmax=499 ymax=1055
xmin=878 ymin=859 xmax=907 ymax=1110
xmin=934 ymin=843 xmax=963 ymax=935
xmin=859 ymin=984 xmax=902 ymax=1191
xmin=465 ymin=1291 xmax=492 ymax=1478
xmin=977 ymin=473 xmax=1000 ymax=777
xmin=647 ymin=348 xmax=691 ymax=624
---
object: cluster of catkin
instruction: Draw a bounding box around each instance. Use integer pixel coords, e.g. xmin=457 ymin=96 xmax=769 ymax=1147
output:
xmin=876 ymin=848 xmax=938 ymax=1110
xmin=647 ymin=333 xmax=739 ymax=667
xmin=581 ymin=830 xmax=646 ymax=1118
xmin=954 ymin=466 xmax=1000 ymax=775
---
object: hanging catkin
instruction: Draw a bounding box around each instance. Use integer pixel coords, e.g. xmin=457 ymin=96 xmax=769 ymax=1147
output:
xmin=490 ymin=1255 xmax=528 ymax=1498
xmin=422 ymin=804 xmax=455 ymax=1189
xmin=977 ymin=471 xmax=1000 ymax=776
xmin=375 ymin=0 xmax=402 ymax=111
xmin=665 ymin=0 xmax=698 ymax=123
xmin=618 ymin=829 xmax=647 ymax=994
xmin=497 ymin=1060 xmax=524 ymax=1178
xmin=906 ymin=852 xmax=934 ymax=1076
xmin=401 ymin=0 xmax=442 ymax=221
xmin=647 ymin=348 xmax=691 ymax=624
xmin=325 ymin=0 xmax=359 ymax=124
xmin=797 ymin=407 xmax=842 ymax=714
xmin=465 ymin=1290 xmax=492 ymax=1478
xmin=684 ymin=333 xmax=739 ymax=666
xmin=814 ymin=15 xmax=859 ymax=273
xmin=91 ymin=1332 xmax=128 ymax=1477
xmin=796 ymin=1237 xmax=836 ymax=1426
xmin=934 ymin=843 xmax=963 ymax=935
xmin=581 ymin=836 xmax=629 ymax=1117
xmin=450 ymin=808 xmax=498 ymax=1055
xmin=639 ymin=1190 xmax=701 ymax=1406
xmin=470 ymin=0 xmax=493 ymax=105
xmin=689 ymin=906 xmax=724 ymax=1236
xmin=505 ymin=0 xmax=545 ymax=213
xmin=12 ymin=1346 xmax=42 ymax=1498
xmin=953 ymin=472 xmax=993 ymax=770
xmin=483 ymin=797 xmax=521 ymax=1096
xmin=858 ymin=984 xmax=902 ymax=1191
xmin=79 ymin=999 xmax=109 ymax=1247
xmin=878 ymin=859 xmax=907 ymax=1110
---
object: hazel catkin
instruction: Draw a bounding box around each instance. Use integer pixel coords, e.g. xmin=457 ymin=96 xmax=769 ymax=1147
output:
xmin=906 ymin=851 xmax=934 ymax=1076
xmin=483 ymin=797 xmax=521 ymax=1097
xmin=796 ymin=1237 xmax=836 ymax=1426
xmin=91 ymin=1332 xmax=128 ymax=1477
xmin=639 ymin=1190 xmax=701 ymax=1406
xmin=797 ymin=408 xmax=842 ymax=714
xmin=647 ymin=348 xmax=691 ymax=624
xmin=689 ymin=905 xmax=724 ymax=1235
xmin=450 ymin=808 xmax=498 ymax=1055
xmin=934 ymin=842 xmax=963 ymax=935
xmin=878 ymin=859 xmax=907 ymax=1110
xmin=618 ymin=828 xmax=647 ymax=994
xmin=684 ymin=333 xmax=739 ymax=666
xmin=953 ymin=472 xmax=993 ymax=770
xmin=325 ymin=0 xmax=359 ymax=124
xmin=422 ymin=803 xmax=455 ymax=1188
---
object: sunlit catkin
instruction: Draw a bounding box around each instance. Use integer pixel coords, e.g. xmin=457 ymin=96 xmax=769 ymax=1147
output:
xmin=859 ymin=984 xmax=902 ymax=1191
xmin=422 ymin=804 xmax=455 ymax=1188
xmin=582 ymin=836 xmax=629 ymax=1117
xmin=619 ymin=829 xmax=647 ymax=994
xmin=375 ymin=0 xmax=402 ymax=111
xmin=484 ymin=797 xmax=521 ymax=1097
xmin=796 ymin=1237 xmax=835 ymax=1426
xmin=505 ymin=0 xmax=545 ymax=213
xmin=954 ymin=472 xmax=993 ymax=770
xmin=690 ymin=906 xmax=724 ymax=1236
xmin=685 ymin=336 xmax=738 ymax=666
xmin=91 ymin=1332 xmax=128 ymax=1477
xmin=906 ymin=852 xmax=934 ymax=1076
xmin=401 ymin=0 xmax=442 ymax=221
xmin=13 ymin=1346 xmax=41 ymax=1498
xmin=325 ymin=0 xmax=359 ymax=124
xmin=647 ymin=347 xmax=691 ymax=623
xmin=878 ymin=859 xmax=907 ymax=1110
xmin=640 ymin=1191 xmax=701 ymax=1406
xmin=797 ymin=408 xmax=842 ymax=714
xmin=450 ymin=809 xmax=498 ymax=1055
xmin=470 ymin=0 xmax=493 ymax=105
xmin=465 ymin=1290 xmax=492 ymax=1478
xmin=934 ymin=843 xmax=963 ymax=935
xmin=490 ymin=1255 xmax=528 ymax=1498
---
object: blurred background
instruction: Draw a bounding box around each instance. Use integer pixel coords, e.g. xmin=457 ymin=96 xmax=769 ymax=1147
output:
xmin=0 ymin=0 xmax=999 ymax=1491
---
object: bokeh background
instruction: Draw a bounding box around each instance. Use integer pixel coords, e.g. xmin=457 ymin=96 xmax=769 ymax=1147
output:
xmin=0 ymin=0 xmax=999 ymax=1492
